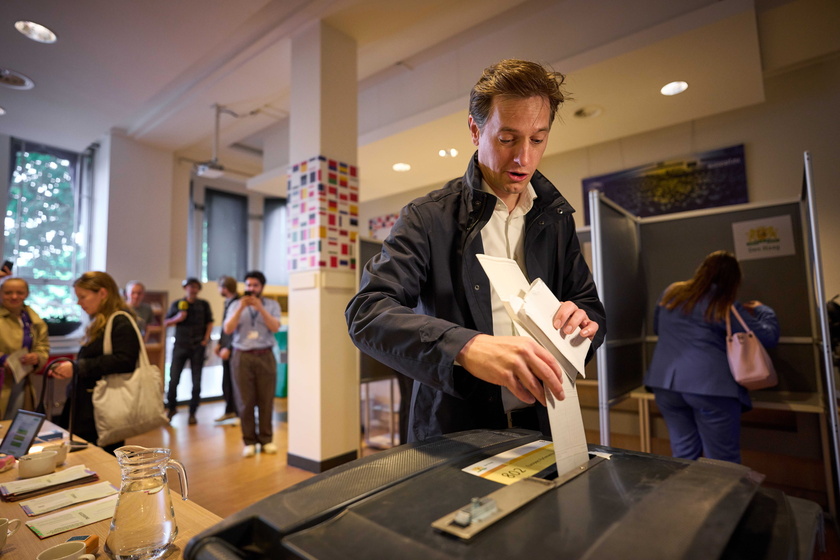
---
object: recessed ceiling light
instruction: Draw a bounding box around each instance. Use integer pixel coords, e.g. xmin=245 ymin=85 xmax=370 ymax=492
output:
xmin=392 ymin=163 xmax=411 ymax=172
xmin=574 ymin=106 xmax=603 ymax=119
xmin=660 ymin=81 xmax=688 ymax=96
xmin=438 ymin=148 xmax=459 ymax=158
xmin=0 ymin=68 xmax=34 ymax=90
xmin=15 ymin=20 xmax=57 ymax=44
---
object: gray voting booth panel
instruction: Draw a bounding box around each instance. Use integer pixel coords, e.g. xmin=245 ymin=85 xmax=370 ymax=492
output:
xmin=185 ymin=430 xmax=802 ymax=560
xmin=592 ymin=196 xmax=821 ymax=399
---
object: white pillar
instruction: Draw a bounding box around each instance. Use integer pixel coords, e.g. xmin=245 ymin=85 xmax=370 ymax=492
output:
xmin=286 ymin=21 xmax=359 ymax=472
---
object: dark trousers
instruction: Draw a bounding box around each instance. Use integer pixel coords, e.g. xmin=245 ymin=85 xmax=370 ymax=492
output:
xmin=231 ymin=349 xmax=276 ymax=446
xmin=221 ymin=358 xmax=237 ymax=415
xmin=653 ymin=388 xmax=742 ymax=463
xmin=168 ymin=343 xmax=205 ymax=415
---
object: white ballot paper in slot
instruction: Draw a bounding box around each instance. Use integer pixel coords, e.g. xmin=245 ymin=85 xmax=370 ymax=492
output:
xmin=476 ymin=254 xmax=591 ymax=475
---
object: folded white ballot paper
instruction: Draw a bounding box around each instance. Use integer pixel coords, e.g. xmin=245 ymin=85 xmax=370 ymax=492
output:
xmin=7 ymin=348 xmax=33 ymax=384
xmin=477 ymin=254 xmax=591 ymax=475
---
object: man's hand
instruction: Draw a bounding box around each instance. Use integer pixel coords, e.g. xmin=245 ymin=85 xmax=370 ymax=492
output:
xmin=241 ymin=295 xmax=261 ymax=308
xmin=456 ymin=334 xmax=564 ymax=406
xmin=553 ymin=301 xmax=599 ymax=340
xmin=166 ymin=311 xmax=187 ymax=326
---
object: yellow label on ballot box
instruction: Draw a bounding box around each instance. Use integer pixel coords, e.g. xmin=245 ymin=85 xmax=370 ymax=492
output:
xmin=462 ymin=440 xmax=555 ymax=485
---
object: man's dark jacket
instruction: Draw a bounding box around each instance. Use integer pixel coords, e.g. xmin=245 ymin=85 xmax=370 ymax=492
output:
xmin=346 ymin=153 xmax=606 ymax=442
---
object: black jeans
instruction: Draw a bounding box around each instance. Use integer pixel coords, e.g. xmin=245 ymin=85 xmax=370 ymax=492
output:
xmin=168 ymin=343 xmax=205 ymax=414
xmin=221 ymin=358 xmax=238 ymax=415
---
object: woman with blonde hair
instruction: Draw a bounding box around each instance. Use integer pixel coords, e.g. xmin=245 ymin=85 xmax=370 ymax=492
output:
xmin=644 ymin=250 xmax=780 ymax=464
xmin=51 ymin=271 xmax=139 ymax=453
xmin=0 ymin=277 xmax=50 ymax=417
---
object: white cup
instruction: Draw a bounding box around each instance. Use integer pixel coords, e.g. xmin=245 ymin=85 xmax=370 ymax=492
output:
xmin=18 ymin=450 xmax=57 ymax=479
xmin=0 ymin=517 xmax=20 ymax=549
xmin=41 ymin=442 xmax=68 ymax=466
xmin=36 ymin=541 xmax=95 ymax=560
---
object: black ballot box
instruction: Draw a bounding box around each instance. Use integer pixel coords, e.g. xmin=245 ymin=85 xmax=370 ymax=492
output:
xmin=185 ymin=429 xmax=822 ymax=560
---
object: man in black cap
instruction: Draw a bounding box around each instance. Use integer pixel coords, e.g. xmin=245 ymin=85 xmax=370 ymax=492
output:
xmin=164 ymin=277 xmax=214 ymax=424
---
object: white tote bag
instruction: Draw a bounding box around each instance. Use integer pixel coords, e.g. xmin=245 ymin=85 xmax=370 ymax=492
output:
xmin=92 ymin=311 xmax=169 ymax=446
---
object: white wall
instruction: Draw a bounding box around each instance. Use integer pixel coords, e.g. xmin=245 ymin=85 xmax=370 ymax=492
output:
xmin=360 ymin=54 xmax=840 ymax=299
xmin=96 ymin=131 xmax=175 ymax=291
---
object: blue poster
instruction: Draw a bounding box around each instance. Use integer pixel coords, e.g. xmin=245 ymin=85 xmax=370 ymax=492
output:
xmin=581 ymin=144 xmax=747 ymax=224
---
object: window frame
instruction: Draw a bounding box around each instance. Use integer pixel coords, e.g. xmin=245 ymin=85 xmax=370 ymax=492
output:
xmin=3 ymin=137 xmax=91 ymax=320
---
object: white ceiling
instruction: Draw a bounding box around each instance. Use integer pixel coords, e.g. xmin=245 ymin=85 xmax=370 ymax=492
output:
xmin=0 ymin=0 xmax=836 ymax=202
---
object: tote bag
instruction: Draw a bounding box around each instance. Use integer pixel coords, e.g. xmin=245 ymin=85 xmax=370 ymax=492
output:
xmin=92 ymin=311 xmax=169 ymax=446
xmin=725 ymin=306 xmax=778 ymax=391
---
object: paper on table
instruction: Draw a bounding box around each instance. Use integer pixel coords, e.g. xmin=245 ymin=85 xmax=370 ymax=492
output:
xmin=0 ymin=465 xmax=98 ymax=501
xmin=20 ymin=480 xmax=119 ymax=516
xmin=25 ymin=494 xmax=118 ymax=538
xmin=476 ymin=254 xmax=591 ymax=475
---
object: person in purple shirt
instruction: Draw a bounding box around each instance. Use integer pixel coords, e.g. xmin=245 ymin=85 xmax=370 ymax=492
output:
xmin=644 ymin=250 xmax=780 ymax=464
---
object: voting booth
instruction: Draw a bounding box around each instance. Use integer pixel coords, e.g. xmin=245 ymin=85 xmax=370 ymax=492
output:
xmin=588 ymin=152 xmax=839 ymax=514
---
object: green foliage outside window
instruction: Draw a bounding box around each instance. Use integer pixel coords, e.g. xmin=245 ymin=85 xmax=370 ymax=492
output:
xmin=5 ymin=141 xmax=85 ymax=322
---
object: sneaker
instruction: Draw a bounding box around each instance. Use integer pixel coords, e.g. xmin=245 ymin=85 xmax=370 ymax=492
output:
xmin=188 ymin=415 xmax=197 ymax=425
xmin=261 ymin=442 xmax=278 ymax=454
xmin=214 ymin=412 xmax=237 ymax=422
xmin=242 ymin=445 xmax=256 ymax=458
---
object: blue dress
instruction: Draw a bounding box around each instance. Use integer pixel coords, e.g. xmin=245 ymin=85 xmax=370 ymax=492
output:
xmin=643 ymin=290 xmax=780 ymax=463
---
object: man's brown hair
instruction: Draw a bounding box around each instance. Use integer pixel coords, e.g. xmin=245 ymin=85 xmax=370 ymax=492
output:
xmin=469 ymin=59 xmax=568 ymax=130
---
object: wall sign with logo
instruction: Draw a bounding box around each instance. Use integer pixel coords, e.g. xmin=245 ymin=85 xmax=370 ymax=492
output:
xmin=731 ymin=215 xmax=795 ymax=261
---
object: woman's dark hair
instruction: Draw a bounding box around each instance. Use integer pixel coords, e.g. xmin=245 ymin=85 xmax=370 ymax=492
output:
xmin=469 ymin=59 xmax=568 ymax=131
xmin=660 ymin=250 xmax=742 ymax=322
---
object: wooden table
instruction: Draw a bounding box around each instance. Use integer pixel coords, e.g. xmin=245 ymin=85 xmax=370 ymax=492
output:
xmin=0 ymin=421 xmax=221 ymax=559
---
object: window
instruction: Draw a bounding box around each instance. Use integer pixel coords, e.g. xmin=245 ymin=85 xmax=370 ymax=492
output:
xmin=262 ymin=197 xmax=288 ymax=286
xmin=202 ymin=188 xmax=247 ymax=282
xmin=5 ymin=138 xmax=89 ymax=321
xmin=192 ymin=182 xmax=288 ymax=287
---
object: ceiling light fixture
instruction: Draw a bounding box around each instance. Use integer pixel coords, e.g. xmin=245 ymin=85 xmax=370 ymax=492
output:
xmin=14 ymin=21 xmax=57 ymax=44
xmin=574 ymin=106 xmax=603 ymax=119
xmin=438 ymin=148 xmax=458 ymax=158
xmin=0 ymin=68 xmax=34 ymax=90
xmin=660 ymin=81 xmax=688 ymax=96
xmin=392 ymin=163 xmax=411 ymax=172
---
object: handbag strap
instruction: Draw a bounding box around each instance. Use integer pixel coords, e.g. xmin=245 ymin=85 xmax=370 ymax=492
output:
xmin=727 ymin=305 xmax=752 ymax=336
xmin=103 ymin=310 xmax=152 ymax=369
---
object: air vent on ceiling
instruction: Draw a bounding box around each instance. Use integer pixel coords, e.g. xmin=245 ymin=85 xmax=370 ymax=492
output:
xmin=0 ymin=68 xmax=34 ymax=90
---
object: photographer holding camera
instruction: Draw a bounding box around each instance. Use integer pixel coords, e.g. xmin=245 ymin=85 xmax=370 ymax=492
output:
xmin=223 ymin=271 xmax=281 ymax=458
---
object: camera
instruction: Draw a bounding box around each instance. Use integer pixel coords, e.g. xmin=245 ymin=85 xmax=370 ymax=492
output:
xmin=244 ymin=290 xmax=253 ymax=297
xmin=2 ymin=260 xmax=12 ymax=273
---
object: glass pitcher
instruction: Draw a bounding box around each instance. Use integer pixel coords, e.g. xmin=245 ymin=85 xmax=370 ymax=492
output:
xmin=104 ymin=446 xmax=189 ymax=560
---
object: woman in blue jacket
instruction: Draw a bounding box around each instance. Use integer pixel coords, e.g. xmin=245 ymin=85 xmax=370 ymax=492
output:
xmin=644 ymin=251 xmax=780 ymax=464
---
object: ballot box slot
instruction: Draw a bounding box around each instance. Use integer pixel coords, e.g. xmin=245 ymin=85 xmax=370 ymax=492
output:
xmin=431 ymin=455 xmax=606 ymax=540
